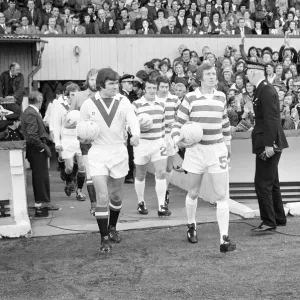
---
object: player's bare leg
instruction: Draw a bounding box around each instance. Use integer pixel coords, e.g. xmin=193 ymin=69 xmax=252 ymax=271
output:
xmin=186 ymin=172 xmax=203 ymax=243
xmin=92 ymin=175 xmax=111 ymax=253
xmin=210 ymin=171 xmax=236 ymax=253
xmin=165 ymin=155 xmax=175 ymax=207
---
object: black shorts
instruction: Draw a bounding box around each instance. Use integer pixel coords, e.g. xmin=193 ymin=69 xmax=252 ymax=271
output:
xmin=80 ymin=143 xmax=92 ymax=155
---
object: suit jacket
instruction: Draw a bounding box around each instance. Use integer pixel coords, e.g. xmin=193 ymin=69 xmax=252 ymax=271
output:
xmin=15 ymin=25 xmax=38 ymax=35
xmin=175 ymin=16 xmax=186 ymax=31
xmin=251 ymin=80 xmax=288 ymax=154
xmin=64 ymin=23 xmax=86 ymax=34
xmin=0 ymin=70 xmax=24 ymax=105
xmin=3 ymin=8 xmax=21 ymax=23
xmin=21 ymin=105 xmax=49 ymax=153
xmin=22 ymin=8 xmax=43 ymax=29
xmin=94 ymin=18 xmax=112 ymax=34
xmin=69 ymin=89 xmax=95 ymax=111
xmin=137 ymin=28 xmax=154 ymax=34
xmin=161 ymin=26 xmax=181 ymax=34
xmin=234 ymin=26 xmax=252 ymax=35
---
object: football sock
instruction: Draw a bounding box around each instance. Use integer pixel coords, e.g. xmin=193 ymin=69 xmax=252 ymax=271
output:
xmin=72 ymin=161 xmax=78 ymax=178
xmin=65 ymin=171 xmax=73 ymax=184
xmin=86 ymin=179 xmax=96 ymax=203
xmin=186 ymin=195 xmax=197 ymax=226
xmin=109 ymin=198 xmax=122 ymax=228
xmin=135 ymin=179 xmax=145 ymax=204
xmin=77 ymin=171 xmax=86 ymax=190
xmin=216 ymin=201 xmax=229 ymax=244
xmin=155 ymin=178 xmax=166 ymax=211
xmin=165 ymin=170 xmax=173 ymax=190
xmin=95 ymin=207 xmax=109 ymax=237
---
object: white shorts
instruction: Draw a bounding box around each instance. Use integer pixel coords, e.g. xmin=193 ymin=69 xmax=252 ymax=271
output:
xmin=165 ymin=134 xmax=178 ymax=157
xmin=61 ymin=135 xmax=82 ymax=160
xmin=88 ymin=144 xmax=128 ymax=178
xmin=134 ymin=138 xmax=167 ymax=165
xmin=182 ymin=142 xmax=228 ymax=174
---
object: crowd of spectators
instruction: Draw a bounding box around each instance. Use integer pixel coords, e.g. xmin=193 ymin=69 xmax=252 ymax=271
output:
xmin=1 ymin=0 xmax=300 ymax=35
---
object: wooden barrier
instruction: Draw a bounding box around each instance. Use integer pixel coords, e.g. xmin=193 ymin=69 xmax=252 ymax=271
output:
xmin=33 ymin=36 xmax=300 ymax=81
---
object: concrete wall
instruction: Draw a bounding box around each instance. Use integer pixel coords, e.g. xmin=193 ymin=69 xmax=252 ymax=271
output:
xmin=0 ymin=150 xmax=13 ymax=201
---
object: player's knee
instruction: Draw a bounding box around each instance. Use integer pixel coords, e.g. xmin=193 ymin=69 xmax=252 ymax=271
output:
xmin=110 ymin=191 xmax=122 ymax=203
xmin=77 ymin=161 xmax=85 ymax=171
xmin=135 ymin=171 xmax=146 ymax=181
xmin=98 ymin=193 xmax=109 ymax=206
xmin=65 ymin=165 xmax=73 ymax=174
xmin=156 ymin=169 xmax=166 ymax=179
xmin=214 ymin=187 xmax=227 ymax=201
xmin=188 ymin=190 xmax=199 ymax=200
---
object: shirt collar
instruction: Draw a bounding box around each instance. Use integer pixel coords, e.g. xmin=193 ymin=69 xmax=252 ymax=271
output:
xmin=195 ymin=88 xmax=217 ymax=98
xmin=95 ymin=91 xmax=121 ymax=101
xmin=139 ymin=96 xmax=161 ymax=106
xmin=29 ymin=104 xmax=39 ymax=113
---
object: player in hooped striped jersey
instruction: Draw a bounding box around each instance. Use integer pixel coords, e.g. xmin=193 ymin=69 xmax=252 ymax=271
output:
xmin=132 ymin=79 xmax=171 ymax=217
xmin=171 ymin=62 xmax=236 ymax=253
xmin=156 ymin=76 xmax=181 ymax=208
xmin=80 ymin=68 xmax=140 ymax=253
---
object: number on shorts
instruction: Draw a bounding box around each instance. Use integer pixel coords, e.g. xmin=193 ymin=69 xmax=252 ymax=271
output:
xmin=219 ymin=156 xmax=227 ymax=170
xmin=160 ymin=146 xmax=167 ymax=156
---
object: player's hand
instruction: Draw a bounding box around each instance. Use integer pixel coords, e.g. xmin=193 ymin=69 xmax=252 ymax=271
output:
xmin=226 ymin=144 xmax=231 ymax=159
xmin=130 ymin=135 xmax=139 ymax=147
xmin=265 ymin=146 xmax=275 ymax=158
xmin=175 ymin=137 xmax=197 ymax=149
xmin=55 ymin=144 xmax=63 ymax=151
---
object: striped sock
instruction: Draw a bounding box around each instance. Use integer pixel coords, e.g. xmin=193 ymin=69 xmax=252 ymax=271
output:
xmin=95 ymin=207 xmax=109 ymax=237
xmin=109 ymin=198 xmax=122 ymax=228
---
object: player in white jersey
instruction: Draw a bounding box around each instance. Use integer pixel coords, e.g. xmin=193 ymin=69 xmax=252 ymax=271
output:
xmin=80 ymin=68 xmax=140 ymax=253
xmin=69 ymin=69 xmax=98 ymax=215
xmin=52 ymin=83 xmax=86 ymax=201
xmin=156 ymin=76 xmax=181 ymax=208
xmin=133 ymin=79 xmax=171 ymax=217
xmin=171 ymin=62 xmax=236 ymax=253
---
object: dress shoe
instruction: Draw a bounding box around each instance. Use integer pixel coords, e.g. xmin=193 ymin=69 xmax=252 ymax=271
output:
xmin=35 ymin=207 xmax=49 ymax=218
xmin=41 ymin=203 xmax=60 ymax=211
xmin=251 ymin=223 xmax=276 ymax=232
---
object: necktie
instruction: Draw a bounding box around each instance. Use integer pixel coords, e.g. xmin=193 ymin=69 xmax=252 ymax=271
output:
xmin=72 ymin=26 xmax=76 ymax=34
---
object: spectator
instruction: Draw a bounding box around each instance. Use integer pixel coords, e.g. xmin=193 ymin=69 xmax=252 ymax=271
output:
xmin=174 ymin=82 xmax=186 ymax=101
xmin=0 ymin=13 xmax=9 ymax=34
xmin=173 ymin=44 xmax=187 ymax=65
xmin=243 ymin=10 xmax=254 ymax=29
xmin=94 ymin=9 xmax=114 ymax=34
xmin=54 ymin=0 xmax=80 ymax=14
xmin=63 ymin=6 xmax=74 ymax=27
xmin=144 ymin=61 xmax=154 ymax=74
xmin=132 ymin=78 xmax=144 ymax=100
xmin=167 ymin=0 xmax=179 ymax=18
xmin=115 ymin=8 xmax=133 ymax=33
xmin=103 ymin=1 xmax=116 ymax=21
xmin=0 ymin=101 xmax=21 ymax=134
xmin=41 ymin=0 xmax=54 ymax=26
xmin=161 ymin=15 xmax=181 ymax=34
xmin=154 ymin=9 xmax=168 ymax=34
xmin=64 ymin=15 xmax=86 ymax=34
xmin=137 ymin=19 xmax=154 ymax=34
xmin=1 ymin=117 xmax=23 ymax=141
xmin=217 ymin=67 xmax=234 ymax=95
xmin=3 ymin=0 xmax=21 ymax=25
xmin=50 ymin=6 xmax=65 ymax=30
xmin=270 ymin=19 xmax=284 ymax=35
xmin=172 ymin=61 xmax=187 ymax=85
xmin=81 ymin=14 xmax=94 ymax=34
xmin=182 ymin=16 xmax=197 ymax=34
xmin=198 ymin=16 xmax=211 ymax=34
xmin=128 ymin=1 xmax=141 ymax=22
xmin=15 ymin=15 xmax=38 ymax=34
xmin=266 ymin=63 xmax=276 ymax=84
xmin=234 ymin=18 xmax=252 ymax=35
xmin=175 ymin=7 xmax=186 ymax=32
xmin=227 ymin=96 xmax=239 ymax=127
xmin=282 ymin=93 xmax=294 ymax=129
xmin=119 ymin=19 xmax=136 ymax=34
xmin=211 ymin=11 xmax=221 ymax=34
xmin=134 ymin=6 xmax=156 ymax=32
xmin=22 ymin=0 xmax=43 ymax=31
xmin=159 ymin=60 xmax=173 ymax=79
xmin=0 ymin=62 xmax=24 ymax=106
xmin=145 ymin=0 xmax=156 ymax=21
xmin=252 ymin=20 xmax=268 ymax=35
xmin=219 ymin=20 xmax=231 ymax=35
xmin=41 ymin=16 xmax=63 ymax=34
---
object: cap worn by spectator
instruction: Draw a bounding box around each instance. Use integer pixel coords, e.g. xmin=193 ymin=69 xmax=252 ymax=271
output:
xmin=133 ymin=77 xmax=143 ymax=84
xmin=119 ymin=74 xmax=134 ymax=83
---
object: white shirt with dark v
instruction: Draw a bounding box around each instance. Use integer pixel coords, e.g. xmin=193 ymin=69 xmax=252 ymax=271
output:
xmin=80 ymin=92 xmax=140 ymax=146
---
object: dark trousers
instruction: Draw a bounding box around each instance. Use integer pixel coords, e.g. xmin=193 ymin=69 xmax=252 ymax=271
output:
xmin=254 ymin=152 xmax=286 ymax=227
xmin=27 ymin=145 xmax=50 ymax=204
xmin=126 ymin=134 xmax=134 ymax=179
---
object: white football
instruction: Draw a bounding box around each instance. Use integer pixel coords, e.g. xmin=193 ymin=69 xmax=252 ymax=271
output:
xmin=180 ymin=122 xmax=203 ymax=145
xmin=76 ymin=119 xmax=100 ymax=144
xmin=138 ymin=113 xmax=153 ymax=132
xmin=64 ymin=110 xmax=80 ymax=129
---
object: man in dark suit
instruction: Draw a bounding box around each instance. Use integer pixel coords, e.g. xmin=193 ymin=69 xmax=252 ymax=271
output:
xmin=245 ymin=61 xmax=289 ymax=232
xmin=119 ymin=74 xmax=136 ymax=184
xmin=22 ymin=0 xmax=43 ymax=31
xmin=0 ymin=63 xmax=24 ymax=106
xmin=21 ymin=91 xmax=53 ymax=218
xmin=161 ymin=16 xmax=181 ymax=34
xmin=175 ymin=7 xmax=186 ymax=32
xmin=94 ymin=9 xmax=113 ymax=34
xmin=234 ymin=18 xmax=252 ymax=35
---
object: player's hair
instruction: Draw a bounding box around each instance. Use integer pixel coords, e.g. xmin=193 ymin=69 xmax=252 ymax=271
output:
xmin=96 ymin=68 xmax=119 ymax=90
xmin=156 ymin=75 xmax=170 ymax=87
xmin=136 ymin=70 xmax=149 ymax=81
xmin=175 ymin=82 xmax=186 ymax=91
xmin=65 ymin=83 xmax=80 ymax=96
xmin=196 ymin=62 xmax=215 ymax=81
xmin=85 ymin=68 xmax=98 ymax=83
xmin=28 ymin=91 xmax=43 ymax=104
xmin=144 ymin=78 xmax=157 ymax=87
xmin=144 ymin=61 xmax=154 ymax=70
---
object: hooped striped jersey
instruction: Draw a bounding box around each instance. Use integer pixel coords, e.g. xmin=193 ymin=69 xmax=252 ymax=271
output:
xmin=80 ymin=92 xmax=140 ymax=146
xmin=132 ymin=96 xmax=165 ymax=140
xmin=157 ymin=93 xmax=181 ymax=135
xmin=171 ymin=88 xmax=231 ymax=145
